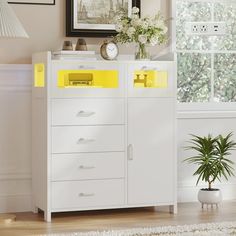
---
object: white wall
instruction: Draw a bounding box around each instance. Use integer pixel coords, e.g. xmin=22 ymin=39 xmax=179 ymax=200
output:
xmin=0 ymin=66 xmax=236 ymax=213
xmin=0 ymin=0 xmax=171 ymax=64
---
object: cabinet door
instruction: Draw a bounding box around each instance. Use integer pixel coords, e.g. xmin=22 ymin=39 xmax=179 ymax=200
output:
xmin=128 ymin=98 xmax=175 ymax=205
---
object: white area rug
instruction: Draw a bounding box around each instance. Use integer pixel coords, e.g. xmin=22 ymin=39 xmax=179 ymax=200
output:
xmin=39 ymin=221 xmax=236 ymax=236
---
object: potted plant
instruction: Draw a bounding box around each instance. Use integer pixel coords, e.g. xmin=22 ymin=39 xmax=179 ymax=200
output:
xmin=184 ymin=133 xmax=236 ymax=208
xmin=114 ymin=7 xmax=168 ymax=60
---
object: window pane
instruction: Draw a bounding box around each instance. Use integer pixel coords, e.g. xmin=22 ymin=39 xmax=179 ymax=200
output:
xmin=214 ymin=3 xmax=236 ymax=50
xmin=177 ymin=53 xmax=211 ymax=102
xmin=176 ymin=1 xmax=212 ymax=50
xmin=214 ymin=53 xmax=236 ymax=102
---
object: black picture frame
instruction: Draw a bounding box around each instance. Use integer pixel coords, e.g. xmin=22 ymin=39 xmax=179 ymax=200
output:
xmin=66 ymin=0 xmax=141 ymax=38
xmin=8 ymin=0 xmax=55 ymax=5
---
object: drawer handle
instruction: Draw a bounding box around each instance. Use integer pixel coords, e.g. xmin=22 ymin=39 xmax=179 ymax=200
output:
xmin=79 ymin=165 xmax=95 ymax=170
xmin=79 ymin=193 xmax=95 ymax=197
xmin=77 ymin=138 xmax=95 ymax=144
xmin=78 ymin=65 xmax=95 ymax=70
xmin=128 ymin=144 xmax=133 ymax=161
xmin=77 ymin=111 xmax=96 ymax=117
xmin=141 ymin=66 xmax=158 ymax=71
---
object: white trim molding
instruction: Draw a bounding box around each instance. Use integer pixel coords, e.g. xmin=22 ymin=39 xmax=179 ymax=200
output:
xmin=0 ymin=64 xmax=31 ymax=71
xmin=0 ymin=64 xmax=32 ymax=92
xmin=0 ymin=173 xmax=31 ymax=181
xmin=178 ymin=111 xmax=236 ymax=119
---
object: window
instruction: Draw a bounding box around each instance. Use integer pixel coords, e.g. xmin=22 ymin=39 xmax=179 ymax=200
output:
xmin=176 ymin=0 xmax=236 ymax=103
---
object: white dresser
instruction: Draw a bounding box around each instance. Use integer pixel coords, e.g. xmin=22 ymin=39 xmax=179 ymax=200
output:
xmin=32 ymin=52 xmax=177 ymax=222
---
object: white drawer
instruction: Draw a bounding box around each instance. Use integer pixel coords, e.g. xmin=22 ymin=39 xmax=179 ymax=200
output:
xmin=52 ymin=98 xmax=125 ymax=126
xmin=52 ymin=126 xmax=124 ymax=153
xmin=51 ymin=62 xmax=125 ymax=98
xmin=51 ymin=153 xmax=125 ymax=181
xmin=51 ymin=179 xmax=125 ymax=210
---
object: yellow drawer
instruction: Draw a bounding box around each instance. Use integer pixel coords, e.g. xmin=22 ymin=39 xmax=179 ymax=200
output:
xmin=51 ymin=62 xmax=125 ymax=98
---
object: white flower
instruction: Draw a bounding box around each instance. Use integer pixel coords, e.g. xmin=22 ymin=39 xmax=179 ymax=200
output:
xmin=155 ymin=20 xmax=165 ymax=29
xmin=131 ymin=14 xmax=139 ymax=20
xmin=114 ymin=9 xmax=167 ymax=46
xmin=122 ymin=26 xmax=128 ymax=33
xmin=146 ymin=18 xmax=153 ymax=27
xmin=141 ymin=20 xmax=149 ymax=29
xmin=150 ymin=36 xmax=159 ymax=46
xmin=115 ymin=23 xmax=123 ymax=32
xmin=132 ymin=7 xmax=139 ymax=14
xmin=127 ymin=27 xmax=136 ymax=37
xmin=131 ymin=18 xmax=142 ymax=27
xmin=138 ymin=35 xmax=147 ymax=44
xmin=162 ymin=26 xmax=168 ymax=34
xmin=114 ymin=15 xmax=121 ymax=22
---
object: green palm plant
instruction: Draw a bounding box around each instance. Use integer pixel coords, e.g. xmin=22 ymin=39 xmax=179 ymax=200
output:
xmin=184 ymin=133 xmax=236 ymax=190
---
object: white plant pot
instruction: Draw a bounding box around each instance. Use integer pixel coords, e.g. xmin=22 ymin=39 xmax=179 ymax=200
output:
xmin=198 ymin=189 xmax=222 ymax=205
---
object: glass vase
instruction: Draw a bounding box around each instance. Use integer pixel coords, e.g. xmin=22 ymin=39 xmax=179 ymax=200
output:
xmin=135 ymin=43 xmax=150 ymax=60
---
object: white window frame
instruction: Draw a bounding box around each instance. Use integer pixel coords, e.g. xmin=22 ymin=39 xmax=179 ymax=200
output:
xmin=172 ymin=0 xmax=236 ymax=112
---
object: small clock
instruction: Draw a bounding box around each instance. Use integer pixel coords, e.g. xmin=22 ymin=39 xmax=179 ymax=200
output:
xmin=100 ymin=40 xmax=119 ymax=60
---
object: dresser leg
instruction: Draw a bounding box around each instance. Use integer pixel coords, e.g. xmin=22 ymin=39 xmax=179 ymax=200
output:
xmin=44 ymin=211 xmax=51 ymax=222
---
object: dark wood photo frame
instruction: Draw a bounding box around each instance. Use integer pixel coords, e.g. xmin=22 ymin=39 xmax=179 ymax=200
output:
xmin=66 ymin=0 xmax=141 ymax=37
xmin=8 ymin=0 xmax=55 ymax=5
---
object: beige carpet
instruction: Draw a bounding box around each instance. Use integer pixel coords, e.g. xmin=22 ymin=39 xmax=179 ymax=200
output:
xmin=38 ymin=221 xmax=236 ymax=236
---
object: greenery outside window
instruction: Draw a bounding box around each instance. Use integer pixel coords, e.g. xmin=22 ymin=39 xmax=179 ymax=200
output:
xmin=176 ymin=0 xmax=236 ymax=103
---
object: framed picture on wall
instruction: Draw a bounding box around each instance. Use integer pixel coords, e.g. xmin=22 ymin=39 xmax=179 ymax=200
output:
xmin=66 ymin=0 xmax=141 ymax=37
xmin=8 ymin=0 xmax=55 ymax=5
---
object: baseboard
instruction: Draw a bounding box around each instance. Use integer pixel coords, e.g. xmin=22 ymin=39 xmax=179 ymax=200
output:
xmin=0 ymin=184 xmax=235 ymax=213
xmin=0 ymin=194 xmax=32 ymax=213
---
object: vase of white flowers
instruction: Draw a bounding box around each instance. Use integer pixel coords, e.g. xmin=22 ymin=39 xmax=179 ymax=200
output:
xmin=135 ymin=42 xmax=149 ymax=60
xmin=114 ymin=7 xmax=168 ymax=60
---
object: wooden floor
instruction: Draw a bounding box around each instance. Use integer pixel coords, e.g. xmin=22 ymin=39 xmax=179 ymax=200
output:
xmin=1 ymin=201 xmax=236 ymax=236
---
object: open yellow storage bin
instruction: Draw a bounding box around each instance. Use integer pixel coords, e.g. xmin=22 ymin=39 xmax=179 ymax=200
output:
xmin=134 ymin=70 xmax=168 ymax=88
xmin=58 ymin=70 xmax=119 ymax=88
